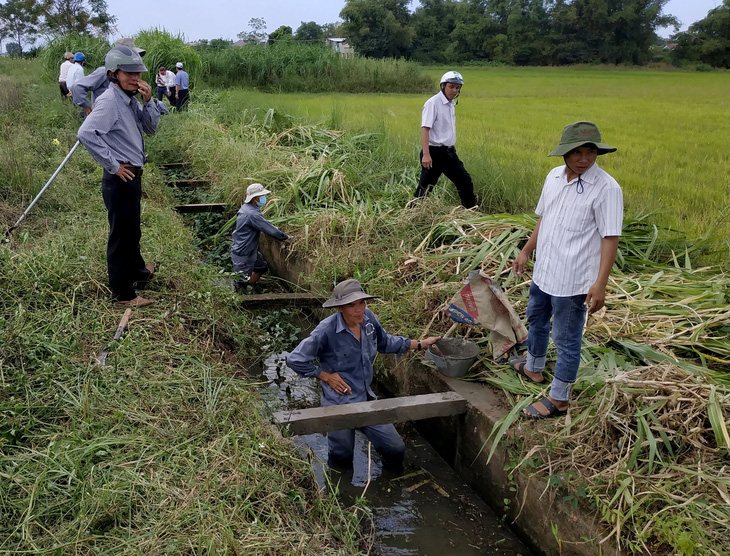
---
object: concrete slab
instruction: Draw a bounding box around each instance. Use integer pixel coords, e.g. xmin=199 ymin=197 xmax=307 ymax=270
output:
xmin=274 ymin=391 xmax=467 ymax=434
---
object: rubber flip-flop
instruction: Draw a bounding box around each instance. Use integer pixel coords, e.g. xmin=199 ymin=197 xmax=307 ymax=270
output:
xmin=522 ymin=397 xmax=568 ymax=420
xmin=508 ymin=355 xmax=544 ymax=384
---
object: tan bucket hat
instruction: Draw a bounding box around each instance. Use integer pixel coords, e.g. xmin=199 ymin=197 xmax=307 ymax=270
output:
xmin=549 ymin=121 xmax=617 ymax=157
xmin=322 ymin=279 xmax=379 ymax=308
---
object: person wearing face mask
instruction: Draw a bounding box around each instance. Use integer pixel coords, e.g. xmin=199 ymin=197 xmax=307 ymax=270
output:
xmin=510 ymin=121 xmax=623 ymax=419
xmin=77 ymin=46 xmax=161 ymax=307
xmin=231 ymin=183 xmax=291 ymax=291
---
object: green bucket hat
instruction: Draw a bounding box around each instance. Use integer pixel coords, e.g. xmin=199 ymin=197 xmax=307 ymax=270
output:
xmin=548 ymin=121 xmax=617 ymax=157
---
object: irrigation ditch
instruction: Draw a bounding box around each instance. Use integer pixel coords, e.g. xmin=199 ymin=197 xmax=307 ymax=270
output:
xmin=160 ymin=162 xmax=534 ymax=554
xmin=260 ymin=238 xmax=626 ymax=556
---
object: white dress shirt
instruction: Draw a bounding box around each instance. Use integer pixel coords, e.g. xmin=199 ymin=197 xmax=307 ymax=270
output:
xmin=532 ymin=163 xmax=623 ymax=297
xmin=65 ymin=63 xmax=85 ymax=90
xmin=59 ymin=60 xmax=73 ymax=82
xmin=421 ymin=91 xmax=457 ymax=147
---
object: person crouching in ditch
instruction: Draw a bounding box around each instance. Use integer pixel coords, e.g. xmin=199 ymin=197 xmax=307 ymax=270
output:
xmin=77 ymin=45 xmax=160 ymax=307
xmin=510 ymin=121 xmax=623 ymax=419
xmin=287 ymin=279 xmax=440 ymax=471
xmin=231 ymin=183 xmax=290 ymax=291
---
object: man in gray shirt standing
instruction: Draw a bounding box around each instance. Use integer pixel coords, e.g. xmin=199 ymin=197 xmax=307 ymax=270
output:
xmin=77 ymin=45 xmax=160 ymax=307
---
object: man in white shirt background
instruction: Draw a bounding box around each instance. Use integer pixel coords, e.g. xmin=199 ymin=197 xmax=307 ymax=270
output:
xmin=65 ymin=52 xmax=86 ymax=93
xmin=58 ymin=51 xmax=74 ymax=97
xmin=412 ymin=70 xmax=477 ymax=209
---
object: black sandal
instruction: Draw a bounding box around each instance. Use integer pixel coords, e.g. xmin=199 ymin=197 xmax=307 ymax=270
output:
xmin=522 ymin=397 xmax=568 ymax=420
xmin=509 ymin=355 xmax=544 ymax=384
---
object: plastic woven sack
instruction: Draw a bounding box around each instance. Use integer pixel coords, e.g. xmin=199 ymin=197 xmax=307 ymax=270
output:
xmin=445 ymin=270 xmax=527 ymax=360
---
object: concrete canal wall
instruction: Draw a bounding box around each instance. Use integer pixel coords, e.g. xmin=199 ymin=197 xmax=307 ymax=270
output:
xmin=261 ymin=237 xmax=624 ymax=556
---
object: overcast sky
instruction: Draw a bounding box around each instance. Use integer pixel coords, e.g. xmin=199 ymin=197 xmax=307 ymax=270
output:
xmin=106 ymin=0 xmax=719 ymax=43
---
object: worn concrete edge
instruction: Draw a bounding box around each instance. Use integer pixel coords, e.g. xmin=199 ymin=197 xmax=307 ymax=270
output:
xmin=260 ymin=237 xmax=624 ymax=556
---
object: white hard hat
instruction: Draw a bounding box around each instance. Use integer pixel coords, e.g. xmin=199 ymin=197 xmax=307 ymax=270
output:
xmin=440 ymin=71 xmax=464 ymax=86
xmin=175 ymin=62 xmax=183 ymax=69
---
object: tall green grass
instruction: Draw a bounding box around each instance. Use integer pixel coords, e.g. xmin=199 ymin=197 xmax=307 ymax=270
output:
xmin=203 ymin=42 xmax=432 ymax=93
xmin=1 ymin=59 xmax=365 ymax=555
xmin=40 ymin=29 xmax=203 ymax=87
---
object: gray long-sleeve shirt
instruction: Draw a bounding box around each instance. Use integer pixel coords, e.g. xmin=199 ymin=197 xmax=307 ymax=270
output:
xmin=77 ymin=84 xmax=160 ymax=175
xmin=71 ymin=66 xmax=109 ymax=109
xmin=231 ymin=203 xmax=288 ymax=272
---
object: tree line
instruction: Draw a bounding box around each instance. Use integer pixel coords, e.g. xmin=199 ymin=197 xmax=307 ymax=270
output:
xmin=0 ymin=0 xmax=113 ymax=54
xmin=337 ymin=0 xmax=728 ymax=67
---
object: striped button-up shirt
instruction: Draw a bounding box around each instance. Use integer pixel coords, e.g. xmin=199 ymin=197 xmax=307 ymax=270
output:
xmin=71 ymin=66 xmax=109 ymax=109
xmin=422 ymin=91 xmax=457 ymax=147
xmin=287 ymin=309 xmax=410 ymax=406
xmin=532 ymin=163 xmax=623 ymax=297
xmin=77 ymin=84 xmax=160 ymax=175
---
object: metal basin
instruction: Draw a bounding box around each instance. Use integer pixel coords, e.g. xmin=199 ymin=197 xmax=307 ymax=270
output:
xmin=424 ymin=337 xmax=480 ymax=378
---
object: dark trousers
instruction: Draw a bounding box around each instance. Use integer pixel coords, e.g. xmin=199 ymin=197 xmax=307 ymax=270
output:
xmin=156 ymin=85 xmax=167 ymax=101
xmin=59 ymin=82 xmax=70 ymax=97
xmin=176 ymin=89 xmax=189 ymax=112
xmin=101 ymin=170 xmax=151 ymax=301
xmin=168 ymin=87 xmax=176 ymax=106
xmin=414 ymin=145 xmax=476 ymax=208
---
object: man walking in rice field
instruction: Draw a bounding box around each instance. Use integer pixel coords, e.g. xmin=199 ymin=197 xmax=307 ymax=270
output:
xmin=511 ymin=121 xmax=623 ymax=419
xmin=412 ymin=70 xmax=477 ymax=209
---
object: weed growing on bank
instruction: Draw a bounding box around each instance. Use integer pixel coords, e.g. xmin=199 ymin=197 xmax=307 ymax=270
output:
xmin=1 ymin=59 xmax=367 ymax=554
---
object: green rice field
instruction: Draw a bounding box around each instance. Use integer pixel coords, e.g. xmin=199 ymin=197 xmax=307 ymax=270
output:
xmin=222 ymin=66 xmax=730 ymax=253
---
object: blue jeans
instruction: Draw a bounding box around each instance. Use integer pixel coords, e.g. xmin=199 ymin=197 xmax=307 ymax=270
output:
xmin=525 ymin=282 xmax=587 ymax=402
xmin=328 ymin=424 xmax=405 ymax=470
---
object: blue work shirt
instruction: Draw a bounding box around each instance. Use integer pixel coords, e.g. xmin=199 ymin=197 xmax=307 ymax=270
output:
xmin=287 ymin=309 xmax=410 ymax=406
xmin=175 ymin=69 xmax=189 ymax=90
xmin=77 ymin=84 xmax=160 ymax=175
xmin=231 ymin=203 xmax=288 ymax=273
xmin=71 ymin=66 xmax=109 ymax=109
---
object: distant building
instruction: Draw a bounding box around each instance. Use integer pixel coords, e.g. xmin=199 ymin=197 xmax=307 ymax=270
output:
xmin=326 ymin=38 xmax=354 ymax=57
xmin=663 ymin=42 xmax=679 ymax=50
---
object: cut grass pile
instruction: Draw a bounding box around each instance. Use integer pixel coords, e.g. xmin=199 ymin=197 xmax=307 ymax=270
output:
xmin=0 ymin=60 xmax=366 ymax=554
xmin=151 ymin=96 xmax=730 ymax=554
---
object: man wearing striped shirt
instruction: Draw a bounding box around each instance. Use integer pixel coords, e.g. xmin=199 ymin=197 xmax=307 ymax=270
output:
xmin=511 ymin=121 xmax=623 ymax=419
xmin=77 ymin=46 xmax=161 ymax=307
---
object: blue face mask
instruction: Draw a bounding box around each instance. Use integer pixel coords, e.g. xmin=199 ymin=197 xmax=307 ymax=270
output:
xmin=257 ymin=196 xmax=267 ymax=207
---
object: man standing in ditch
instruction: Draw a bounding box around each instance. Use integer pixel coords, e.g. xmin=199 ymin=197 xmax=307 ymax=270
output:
xmin=77 ymin=45 xmax=161 ymax=307
xmin=511 ymin=121 xmax=623 ymax=419
xmin=287 ymin=279 xmax=440 ymax=471
xmin=412 ymin=70 xmax=477 ymax=209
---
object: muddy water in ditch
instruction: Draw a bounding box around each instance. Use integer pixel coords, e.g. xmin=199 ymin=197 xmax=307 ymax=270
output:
xmin=257 ymin=347 xmax=531 ymax=556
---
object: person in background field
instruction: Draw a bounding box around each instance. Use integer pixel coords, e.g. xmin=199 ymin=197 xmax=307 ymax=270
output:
xmin=287 ymin=279 xmax=441 ymax=472
xmin=412 ymin=70 xmax=477 ymax=209
xmin=71 ymin=38 xmax=146 ymax=117
xmin=77 ymin=45 xmax=161 ymax=307
xmin=174 ymin=62 xmax=189 ymax=112
xmin=65 ymin=52 xmax=86 ymax=92
xmin=231 ymin=183 xmax=291 ymax=291
xmin=58 ymin=51 xmax=74 ymax=97
xmin=155 ymin=66 xmax=169 ymax=102
xmin=510 ymin=121 xmax=623 ymax=419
